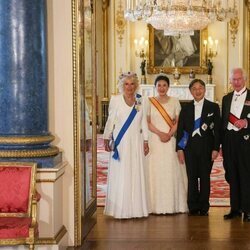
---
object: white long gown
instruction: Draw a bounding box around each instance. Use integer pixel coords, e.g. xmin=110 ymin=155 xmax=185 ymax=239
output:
xmin=147 ymin=97 xmax=188 ymax=214
xmin=103 ymin=94 xmax=149 ymax=219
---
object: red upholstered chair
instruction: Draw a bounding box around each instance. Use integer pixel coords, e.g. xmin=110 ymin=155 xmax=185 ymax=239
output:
xmin=0 ymin=162 xmax=39 ymax=250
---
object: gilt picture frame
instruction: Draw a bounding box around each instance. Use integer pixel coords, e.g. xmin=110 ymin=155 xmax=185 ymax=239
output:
xmin=147 ymin=25 xmax=208 ymax=74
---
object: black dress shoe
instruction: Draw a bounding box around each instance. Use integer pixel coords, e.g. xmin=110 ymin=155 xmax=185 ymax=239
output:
xmin=188 ymin=210 xmax=199 ymax=216
xmin=243 ymin=213 xmax=250 ymax=222
xmin=224 ymin=211 xmax=242 ymax=220
xmin=199 ymin=211 xmax=208 ymax=216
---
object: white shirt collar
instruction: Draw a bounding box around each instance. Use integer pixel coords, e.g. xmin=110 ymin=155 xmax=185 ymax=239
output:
xmin=194 ymin=98 xmax=205 ymax=106
xmin=234 ymin=87 xmax=246 ymax=96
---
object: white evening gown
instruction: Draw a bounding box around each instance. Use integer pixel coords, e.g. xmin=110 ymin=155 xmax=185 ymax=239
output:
xmin=147 ymin=97 xmax=188 ymax=214
xmin=103 ymin=94 xmax=149 ymax=219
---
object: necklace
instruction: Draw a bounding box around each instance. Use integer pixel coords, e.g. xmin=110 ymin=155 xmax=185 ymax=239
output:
xmin=123 ymin=95 xmax=135 ymax=107
xmin=234 ymin=89 xmax=247 ymax=101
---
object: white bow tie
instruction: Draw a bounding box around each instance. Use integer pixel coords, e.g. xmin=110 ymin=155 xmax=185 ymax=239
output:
xmin=194 ymin=102 xmax=202 ymax=106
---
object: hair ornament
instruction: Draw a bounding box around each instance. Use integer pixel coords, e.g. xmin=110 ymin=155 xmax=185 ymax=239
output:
xmin=117 ymin=71 xmax=139 ymax=94
xmin=158 ymin=73 xmax=168 ymax=78
xmin=118 ymin=71 xmax=137 ymax=80
xmin=154 ymin=73 xmax=170 ymax=87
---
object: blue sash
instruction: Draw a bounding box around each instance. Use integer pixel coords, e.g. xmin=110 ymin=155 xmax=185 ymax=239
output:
xmin=112 ymin=94 xmax=141 ymax=160
xmin=193 ymin=117 xmax=201 ymax=131
xmin=178 ymin=131 xmax=189 ymax=149
xmin=178 ymin=117 xmax=201 ymax=150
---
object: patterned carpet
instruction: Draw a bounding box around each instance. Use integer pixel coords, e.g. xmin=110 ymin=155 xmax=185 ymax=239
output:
xmin=209 ymin=152 xmax=230 ymax=206
xmin=97 ymin=135 xmax=230 ymax=207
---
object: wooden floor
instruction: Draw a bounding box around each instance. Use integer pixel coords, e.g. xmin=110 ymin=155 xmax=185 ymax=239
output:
xmin=74 ymin=207 xmax=250 ymax=250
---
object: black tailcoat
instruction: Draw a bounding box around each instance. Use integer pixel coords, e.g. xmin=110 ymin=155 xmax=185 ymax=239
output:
xmin=221 ymin=89 xmax=250 ymax=212
xmin=177 ymin=99 xmax=221 ymax=212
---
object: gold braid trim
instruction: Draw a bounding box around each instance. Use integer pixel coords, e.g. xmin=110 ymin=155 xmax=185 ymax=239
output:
xmin=0 ymin=135 xmax=55 ymax=145
xmin=0 ymin=146 xmax=59 ymax=158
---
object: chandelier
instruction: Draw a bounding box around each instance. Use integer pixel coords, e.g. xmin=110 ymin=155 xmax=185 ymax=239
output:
xmin=124 ymin=0 xmax=238 ymax=36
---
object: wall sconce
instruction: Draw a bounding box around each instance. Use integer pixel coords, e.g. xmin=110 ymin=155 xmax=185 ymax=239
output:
xmin=134 ymin=36 xmax=148 ymax=59
xmin=134 ymin=37 xmax=149 ymax=84
xmin=203 ymin=36 xmax=218 ymax=61
xmin=203 ymin=36 xmax=218 ymax=84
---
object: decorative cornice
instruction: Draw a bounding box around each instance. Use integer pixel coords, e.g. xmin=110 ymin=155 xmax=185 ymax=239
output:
xmin=0 ymin=135 xmax=55 ymax=145
xmin=0 ymin=146 xmax=59 ymax=158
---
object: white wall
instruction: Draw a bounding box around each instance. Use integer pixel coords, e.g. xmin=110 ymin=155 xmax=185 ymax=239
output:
xmin=47 ymin=0 xmax=75 ymax=246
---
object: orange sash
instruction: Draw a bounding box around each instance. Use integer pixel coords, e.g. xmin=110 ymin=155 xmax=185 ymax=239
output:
xmin=149 ymin=97 xmax=174 ymax=128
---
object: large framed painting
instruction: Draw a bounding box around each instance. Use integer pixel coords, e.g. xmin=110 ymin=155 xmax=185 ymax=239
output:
xmin=147 ymin=25 xmax=208 ymax=74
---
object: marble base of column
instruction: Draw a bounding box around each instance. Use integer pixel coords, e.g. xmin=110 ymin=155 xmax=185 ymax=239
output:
xmin=0 ymin=134 xmax=61 ymax=168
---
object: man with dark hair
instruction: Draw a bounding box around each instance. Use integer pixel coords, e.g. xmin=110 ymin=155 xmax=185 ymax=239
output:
xmin=176 ymin=79 xmax=220 ymax=216
xmin=221 ymin=68 xmax=250 ymax=222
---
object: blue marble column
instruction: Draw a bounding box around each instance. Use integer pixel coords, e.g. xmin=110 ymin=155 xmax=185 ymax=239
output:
xmin=0 ymin=0 xmax=61 ymax=167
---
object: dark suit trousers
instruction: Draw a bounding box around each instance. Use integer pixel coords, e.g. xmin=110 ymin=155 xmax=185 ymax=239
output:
xmin=185 ymin=135 xmax=213 ymax=212
xmin=223 ymin=130 xmax=250 ymax=213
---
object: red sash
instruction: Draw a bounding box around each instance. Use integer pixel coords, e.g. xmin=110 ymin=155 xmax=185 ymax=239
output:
xmin=229 ymin=113 xmax=240 ymax=125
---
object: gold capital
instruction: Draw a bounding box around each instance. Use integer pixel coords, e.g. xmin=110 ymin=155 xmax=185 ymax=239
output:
xmin=102 ymin=0 xmax=109 ymax=10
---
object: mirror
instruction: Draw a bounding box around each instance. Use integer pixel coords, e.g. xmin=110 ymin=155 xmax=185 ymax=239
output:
xmin=73 ymin=0 xmax=97 ymax=245
xmin=82 ymin=0 xmax=93 ymax=209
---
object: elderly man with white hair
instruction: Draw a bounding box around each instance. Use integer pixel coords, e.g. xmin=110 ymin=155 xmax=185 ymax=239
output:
xmin=222 ymin=68 xmax=250 ymax=222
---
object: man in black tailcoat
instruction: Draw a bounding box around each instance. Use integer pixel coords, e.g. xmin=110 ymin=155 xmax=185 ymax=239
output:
xmin=221 ymin=68 xmax=250 ymax=222
xmin=176 ymin=79 xmax=220 ymax=216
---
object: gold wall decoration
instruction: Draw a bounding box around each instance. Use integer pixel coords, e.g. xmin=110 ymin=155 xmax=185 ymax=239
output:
xmin=0 ymin=135 xmax=55 ymax=145
xmin=102 ymin=0 xmax=109 ymax=99
xmin=229 ymin=17 xmax=239 ymax=47
xmin=102 ymin=0 xmax=109 ymax=10
xmin=0 ymin=146 xmax=59 ymax=158
xmin=115 ymin=0 xmax=126 ymax=47
xmin=246 ymin=0 xmax=250 ymax=10
xmin=100 ymin=0 xmax=110 ymax=132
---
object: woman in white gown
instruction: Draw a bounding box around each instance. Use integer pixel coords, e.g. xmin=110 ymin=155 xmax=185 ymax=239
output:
xmin=103 ymin=72 xmax=149 ymax=219
xmin=147 ymin=74 xmax=188 ymax=214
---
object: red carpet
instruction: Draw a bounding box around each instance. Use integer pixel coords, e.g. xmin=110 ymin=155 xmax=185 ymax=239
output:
xmin=209 ymin=151 xmax=230 ymax=206
xmin=97 ymin=135 xmax=229 ymax=207
xmin=97 ymin=135 xmax=109 ymax=206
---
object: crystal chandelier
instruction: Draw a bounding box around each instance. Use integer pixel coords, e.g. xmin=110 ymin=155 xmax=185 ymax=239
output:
xmin=124 ymin=0 xmax=238 ymax=36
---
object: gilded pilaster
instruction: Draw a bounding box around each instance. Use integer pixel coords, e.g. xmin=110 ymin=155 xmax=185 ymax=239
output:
xmin=101 ymin=0 xmax=110 ymax=132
